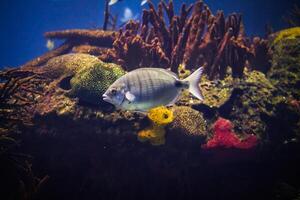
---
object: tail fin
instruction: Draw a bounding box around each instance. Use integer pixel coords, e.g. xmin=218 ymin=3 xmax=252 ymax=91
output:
xmin=183 ymin=67 xmax=204 ymax=101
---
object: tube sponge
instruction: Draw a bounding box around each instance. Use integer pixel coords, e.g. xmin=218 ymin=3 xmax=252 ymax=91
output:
xmin=137 ymin=106 xmax=174 ymax=146
xmin=137 ymin=126 xmax=166 ymax=146
xmin=147 ymin=106 xmax=174 ymax=126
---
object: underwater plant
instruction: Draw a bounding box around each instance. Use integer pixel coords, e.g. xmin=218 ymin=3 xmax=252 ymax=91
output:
xmin=202 ymin=117 xmax=258 ymax=149
xmin=137 ymin=106 xmax=174 ymax=145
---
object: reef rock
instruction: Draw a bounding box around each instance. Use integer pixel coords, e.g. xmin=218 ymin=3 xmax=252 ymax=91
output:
xmin=219 ymin=70 xmax=278 ymax=138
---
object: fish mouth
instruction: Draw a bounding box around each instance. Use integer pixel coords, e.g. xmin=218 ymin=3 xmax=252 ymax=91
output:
xmin=102 ymin=94 xmax=113 ymax=104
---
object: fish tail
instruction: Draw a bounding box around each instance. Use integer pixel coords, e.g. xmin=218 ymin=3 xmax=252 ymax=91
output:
xmin=183 ymin=67 xmax=204 ymax=101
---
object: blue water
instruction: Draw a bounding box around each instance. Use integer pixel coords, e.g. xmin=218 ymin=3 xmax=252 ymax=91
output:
xmin=0 ymin=0 xmax=299 ymax=68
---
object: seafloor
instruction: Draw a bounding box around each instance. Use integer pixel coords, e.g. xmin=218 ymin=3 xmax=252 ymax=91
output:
xmin=1 ymin=1 xmax=300 ymax=200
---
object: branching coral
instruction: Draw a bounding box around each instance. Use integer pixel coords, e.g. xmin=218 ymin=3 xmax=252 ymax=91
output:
xmin=202 ymin=117 xmax=258 ymax=149
xmin=137 ymin=106 xmax=174 ymax=145
xmin=105 ymin=0 xmax=270 ymax=79
xmin=30 ymin=0 xmax=271 ymax=80
xmin=0 ymin=68 xmax=51 ymax=132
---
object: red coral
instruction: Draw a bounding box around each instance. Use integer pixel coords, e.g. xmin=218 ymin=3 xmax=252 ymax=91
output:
xmin=202 ymin=117 xmax=258 ymax=149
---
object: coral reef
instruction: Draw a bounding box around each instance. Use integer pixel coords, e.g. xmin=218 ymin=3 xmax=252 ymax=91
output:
xmin=200 ymin=74 xmax=233 ymax=108
xmin=268 ymin=27 xmax=300 ymax=99
xmin=202 ymin=117 xmax=258 ymax=149
xmin=24 ymin=0 xmax=271 ymax=80
xmin=1 ymin=1 xmax=300 ymax=199
xmin=272 ymin=27 xmax=300 ymax=45
xmin=40 ymin=53 xmax=101 ymax=79
xmin=219 ymin=70 xmax=278 ymax=137
xmin=137 ymin=125 xmax=166 ymax=146
xmin=106 ymin=1 xmax=270 ymax=78
xmin=138 ymin=106 xmax=174 ymax=145
xmin=147 ymin=106 xmax=174 ymax=126
xmin=69 ymin=61 xmax=125 ymax=105
xmin=169 ymin=106 xmax=207 ymax=137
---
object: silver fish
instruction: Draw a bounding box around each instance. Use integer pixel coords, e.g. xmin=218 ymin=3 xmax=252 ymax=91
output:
xmin=108 ymin=0 xmax=148 ymax=6
xmin=102 ymin=67 xmax=204 ymax=111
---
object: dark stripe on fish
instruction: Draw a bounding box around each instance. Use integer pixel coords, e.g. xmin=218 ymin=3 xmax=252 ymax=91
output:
xmin=146 ymin=70 xmax=153 ymax=101
xmin=126 ymin=76 xmax=131 ymax=91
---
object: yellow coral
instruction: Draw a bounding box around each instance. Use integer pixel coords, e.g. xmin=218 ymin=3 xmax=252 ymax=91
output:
xmin=137 ymin=128 xmax=156 ymax=142
xmin=137 ymin=125 xmax=166 ymax=145
xmin=273 ymin=27 xmax=300 ymax=44
xmin=137 ymin=106 xmax=173 ymax=146
xmin=147 ymin=106 xmax=174 ymax=126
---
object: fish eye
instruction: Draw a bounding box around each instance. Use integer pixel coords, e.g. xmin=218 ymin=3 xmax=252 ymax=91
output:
xmin=111 ymin=89 xmax=117 ymax=95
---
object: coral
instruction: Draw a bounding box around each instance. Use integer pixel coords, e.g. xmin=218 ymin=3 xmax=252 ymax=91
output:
xmin=137 ymin=125 xmax=166 ymax=146
xmin=137 ymin=106 xmax=174 ymax=146
xmin=108 ymin=1 xmax=259 ymax=78
xmin=22 ymin=41 xmax=75 ymax=69
xmin=202 ymin=117 xmax=258 ymax=149
xmin=177 ymin=64 xmax=191 ymax=79
xmin=272 ymin=27 xmax=300 ymax=45
xmin=0 ymin=68 xmax=51 ymax=131
xmin=69 ymin=61 xmax=125 ymax=105
xmin=38 ymin=0 xmax=271 ymax=79
xmin=44 ymin=29 xmax=117 ymax=47
xmin=249 ymin=37 xmax=272 ymax=74
xmin=219 ymin=70 xmax=278 ymax=137
xmin=20 ymin=29 xmax=118 ymax=69
xmin=147 ymin=106 xmax=174 ymax=126
xmin=34 ymin=84 xmax=77 ymax=116
xmin=41 ymin=53 xmax=101 ymax=79
xmin=245 ymin=69 xmax=274 ymax=89
xmin=268 ymin=29 xmax=300 ymax=99
xmin=169 ymin=106 xmax=207 ymax=137
xmin=200 ymin=74 xmax=233 ymax=108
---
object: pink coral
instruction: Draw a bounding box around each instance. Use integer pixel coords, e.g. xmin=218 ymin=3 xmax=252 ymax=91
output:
xmin=202 ymin=117 xmax=258 ymax=149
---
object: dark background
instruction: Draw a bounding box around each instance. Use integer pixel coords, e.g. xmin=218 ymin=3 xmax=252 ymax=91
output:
xmin=0 ymin=0 xmax=299 ymax=68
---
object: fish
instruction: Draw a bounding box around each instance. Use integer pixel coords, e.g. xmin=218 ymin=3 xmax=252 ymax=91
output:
xmin=140 ymin=0 xmax=148 ymax=6
xmin=108 ymin=0 xmax=148 ymax=6
xmin=102 ymin=67 xmax=204 ymax=112
xmin=121 ymin=7 xmax=138 ymax=22
xmin=46 ymin=39 xmax=55 ymax=50
xmin=108 ymin=0 xmax=122 ymax=6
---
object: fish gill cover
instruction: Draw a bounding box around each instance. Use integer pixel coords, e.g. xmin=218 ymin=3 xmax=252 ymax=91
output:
xmin=0 ymin=1 xmax=300 ymax=200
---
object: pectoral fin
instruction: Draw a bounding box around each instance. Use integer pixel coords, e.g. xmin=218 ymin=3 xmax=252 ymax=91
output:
xmin=125 ymin=91 xmax=136 ymax=102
